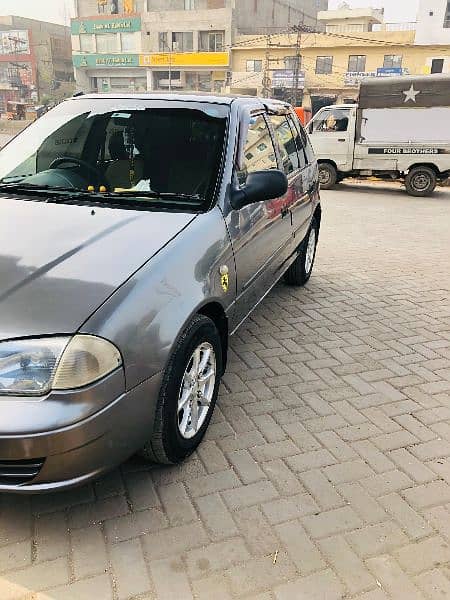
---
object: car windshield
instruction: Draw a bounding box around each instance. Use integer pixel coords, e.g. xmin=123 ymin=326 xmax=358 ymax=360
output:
xmin=0 ymin=98 xmax=229 ymax=209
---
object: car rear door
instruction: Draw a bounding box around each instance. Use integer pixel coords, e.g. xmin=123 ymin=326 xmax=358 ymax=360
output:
xmin=268 ymin=111 xmax=313 ymax=245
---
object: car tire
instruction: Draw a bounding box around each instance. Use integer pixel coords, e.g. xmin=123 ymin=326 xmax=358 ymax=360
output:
xmin=284 ymin=217 xmax=319 ymax=287
xmin=140 ymin=314 xmax=223 ymax=465
xmin=318 ymin=163 xmax=337 ymax=190
xmin=405 ymin=167 xmax=437 ymax=197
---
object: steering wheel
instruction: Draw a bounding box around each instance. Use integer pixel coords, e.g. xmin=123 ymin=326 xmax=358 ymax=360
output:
xmin=49 ymin=157 xmax=104 ymax=188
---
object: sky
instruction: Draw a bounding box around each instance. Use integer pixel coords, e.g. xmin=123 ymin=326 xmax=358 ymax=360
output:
xmin=328 ymin=0 xmax=420 ymax=23
xmin=0 ymin=0 xmax=420 ymax=25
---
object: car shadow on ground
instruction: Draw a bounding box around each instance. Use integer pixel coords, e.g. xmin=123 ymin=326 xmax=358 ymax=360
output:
xmin=331 ymin=181 xmax=450 ymax=200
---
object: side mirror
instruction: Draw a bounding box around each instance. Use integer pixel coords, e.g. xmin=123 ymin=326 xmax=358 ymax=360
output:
xmin=231 ymin=170 xmax=288 ymax=210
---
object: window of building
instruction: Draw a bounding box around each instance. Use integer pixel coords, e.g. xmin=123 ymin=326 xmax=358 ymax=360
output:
xmin=79 ymin=34 xmax=94 ymax=53
xmin=110 ymin=77 xmax=134 ymax=90
xmin=284 ymin=56 xmax=301 ymax=70
xmin=431 ymin=58 xmax=444 ymax=73
xmin=315 ymin=56 xmax=333 ymax=74
xmin=159 ymin=32 xmax=168 ymax=52
xmin=312 ymin=107 xmax=350 ymax=133
xmin=246 ymin=60 xmax=262 ymax=72
xmin=383 ymin=55 xmax=402 ymax=68
xmin=238 ymin=115 xmax=278 ymax=184
xmin=154 ymin=71 xmax=181 ymax=90
xmin=96 ymin=33 xmax=117 ymax=53
xmin=54 ymin=70 xmax=75 ymax=82
xmin=97 ymin=0 xmax=108 ymax=13
xmin=184 ymin=0 xmax=195 ymax=8
xmin=172 ymin=32 xmax=193 ymax=52
xmin=444 ymin=1 xmax=450 ymax=27
xmin=348 ymin=55 xmax=366 ymax=72
xmin=121 ymin=32 xmax=136 ymax=52
xmin=199 ymin=31 xmax=224 ymax=52
xmin=100 ymin=0 xmax=118 ymax=14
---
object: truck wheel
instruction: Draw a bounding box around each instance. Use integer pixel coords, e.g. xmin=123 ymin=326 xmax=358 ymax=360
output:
xmin=285 ymin=217 xmax=318 ymax=287
xmin=140 ymin=315 xmax=222 ymax=465
xmin=318 ymin=163 xmax=337 ymax=189
xmin=405 ymin=167 xmax=437 ymax=197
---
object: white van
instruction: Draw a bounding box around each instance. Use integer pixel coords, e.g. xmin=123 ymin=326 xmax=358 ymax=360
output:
xmin=307 ymin=74 xmax=450 ymax=196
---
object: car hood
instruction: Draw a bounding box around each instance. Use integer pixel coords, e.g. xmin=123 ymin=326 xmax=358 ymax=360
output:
xmin=0 ymin=195 xmax=196 ymax=340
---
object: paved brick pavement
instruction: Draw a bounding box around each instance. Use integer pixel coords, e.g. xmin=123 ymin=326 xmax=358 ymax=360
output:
xmin=1 ymin=182 xmax=450 ymax=599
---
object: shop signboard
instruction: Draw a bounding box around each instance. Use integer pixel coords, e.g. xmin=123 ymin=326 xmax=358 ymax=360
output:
xmin=139 ymin=52 xmax=229 ymax=68
xmin=73 ymin=54 xmax=139 ymax=67
xmin=71 ymin=17 xmax=141 ymax=35
xmin=272 ymin=69 xmax=305 ymax=89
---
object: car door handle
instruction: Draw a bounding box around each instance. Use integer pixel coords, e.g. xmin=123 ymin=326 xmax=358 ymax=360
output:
xmin=338 ymin=138 xmax=346 ymax=142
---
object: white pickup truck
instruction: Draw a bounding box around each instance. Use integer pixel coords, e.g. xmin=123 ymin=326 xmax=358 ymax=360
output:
xmin=307 ymin=74 xmax=450 ymax=196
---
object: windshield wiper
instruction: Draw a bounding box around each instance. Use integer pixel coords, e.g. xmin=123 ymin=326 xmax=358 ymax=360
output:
xmin=105 ymin=190 xmax=205 ymax=203
xmin=0 ymin=184 xmax=206 ymax=207
xmin=0 ymin=183 xmax=75 ymax=195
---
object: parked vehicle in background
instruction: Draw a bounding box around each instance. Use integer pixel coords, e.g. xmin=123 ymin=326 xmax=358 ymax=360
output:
xmin=307 ymin=74 xmax=450 ymax=196
xmin=0 ymin=92 xmax=320 ymax=492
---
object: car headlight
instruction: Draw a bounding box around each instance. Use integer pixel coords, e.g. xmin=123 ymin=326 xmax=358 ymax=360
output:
xmin=0 ymin=335 xmax=122 ymax=397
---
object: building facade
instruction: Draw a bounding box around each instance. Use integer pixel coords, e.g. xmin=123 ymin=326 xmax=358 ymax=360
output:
xmin=72 ymin=0 xmax=233 ymax=93
xmin=317 ymin=6 xmax=384 ymax=33
xmin=0 ymin=16 xmax=73 ymax=115
xmin=231 ymin=7 xmax=450 ymax=112
xmin=415 ymin=0 xmax=450 ymax=74
xmin=71 ymin=0 xmax=327 ymax=94
xmin=235 ymin=0 xmax=328 ymax=34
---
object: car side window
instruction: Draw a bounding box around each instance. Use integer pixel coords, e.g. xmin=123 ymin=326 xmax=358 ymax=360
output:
xmin=237 ymin=115 xmax=278 ymax=185
xmin=286 ymin=114 xmax=307 ymax=170
xmin=313 ymin=108 xmax=350 ymax=133
xmin=290 ymin=112 xmax=315 ymax=165
xmin=270 ymin=115 xmax=300 ymax=175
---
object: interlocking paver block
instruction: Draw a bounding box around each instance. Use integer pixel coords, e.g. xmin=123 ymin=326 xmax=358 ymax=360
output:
xmin=302 ymin=506 xmax=362 ymax=539
xmin=275 ymin=520 xmax=326 ymax=574
xmin=274 ymin=569 xmax=345 ymax=600
xmin=346 ymin=522 xmax=408 ymax=558
xmin=186 ymin=538 xmax=250 ymax=579
xmin=318 ymin=535 xmax=376 ymax=594
xmin=379 ymin=493 xmax=432 ymax=540
xmin=110 ymin=538 xmax=151 ymax=599
xmin=366 ymin=555 xmax=423 ymax=600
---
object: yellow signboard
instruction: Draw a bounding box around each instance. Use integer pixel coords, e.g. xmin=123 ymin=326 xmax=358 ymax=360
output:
xmin=139 ymin=52 xmax=229 ymax=68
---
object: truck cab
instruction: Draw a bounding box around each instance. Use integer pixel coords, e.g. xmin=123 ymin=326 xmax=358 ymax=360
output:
xmin=306 ymin=104 xmax=357 ymax=186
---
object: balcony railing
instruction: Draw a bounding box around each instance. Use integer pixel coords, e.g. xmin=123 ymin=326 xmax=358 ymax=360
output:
xmin=372 ymin=22 xmax=416 ymax=32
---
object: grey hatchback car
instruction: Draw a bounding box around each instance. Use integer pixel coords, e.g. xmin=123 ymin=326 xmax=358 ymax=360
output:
xmin=0 ymin=93 xmax=321 ymax=492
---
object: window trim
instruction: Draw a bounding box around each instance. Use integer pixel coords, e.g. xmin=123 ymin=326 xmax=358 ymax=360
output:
xmin=246 ymin=59 xmax=263 ymax=72
xmin=347 ymin=54 xmax=367 ymax=73
xmin=383 ymin=54 xmax=403 ymax=69
xmin=315 ymin=55 xmax=333 ymax=75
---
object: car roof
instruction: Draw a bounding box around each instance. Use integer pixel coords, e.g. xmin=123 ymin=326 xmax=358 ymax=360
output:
xmin=69 ymin=91 xmax=291 ymax=109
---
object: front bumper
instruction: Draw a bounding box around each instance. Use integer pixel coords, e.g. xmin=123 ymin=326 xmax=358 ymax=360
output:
xmin=0 ymin=371 xmax=162 ymax=493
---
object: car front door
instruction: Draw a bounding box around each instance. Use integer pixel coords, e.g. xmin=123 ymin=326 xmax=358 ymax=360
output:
xmin=227 ymin=111 xmax=293 ymax=328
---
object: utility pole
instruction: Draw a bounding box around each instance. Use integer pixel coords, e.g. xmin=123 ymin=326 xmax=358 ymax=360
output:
xmin=262 ymin=33 xmax=272 ymax=98
xmin=292 ymin=14 xmax=304 ymax=107
xmin=163 ymin=41 xmax=173 ymax=92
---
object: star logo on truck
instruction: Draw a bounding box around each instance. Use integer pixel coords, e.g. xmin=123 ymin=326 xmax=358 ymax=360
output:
xmin=403 ymin=84 xmax=420 ymax=103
